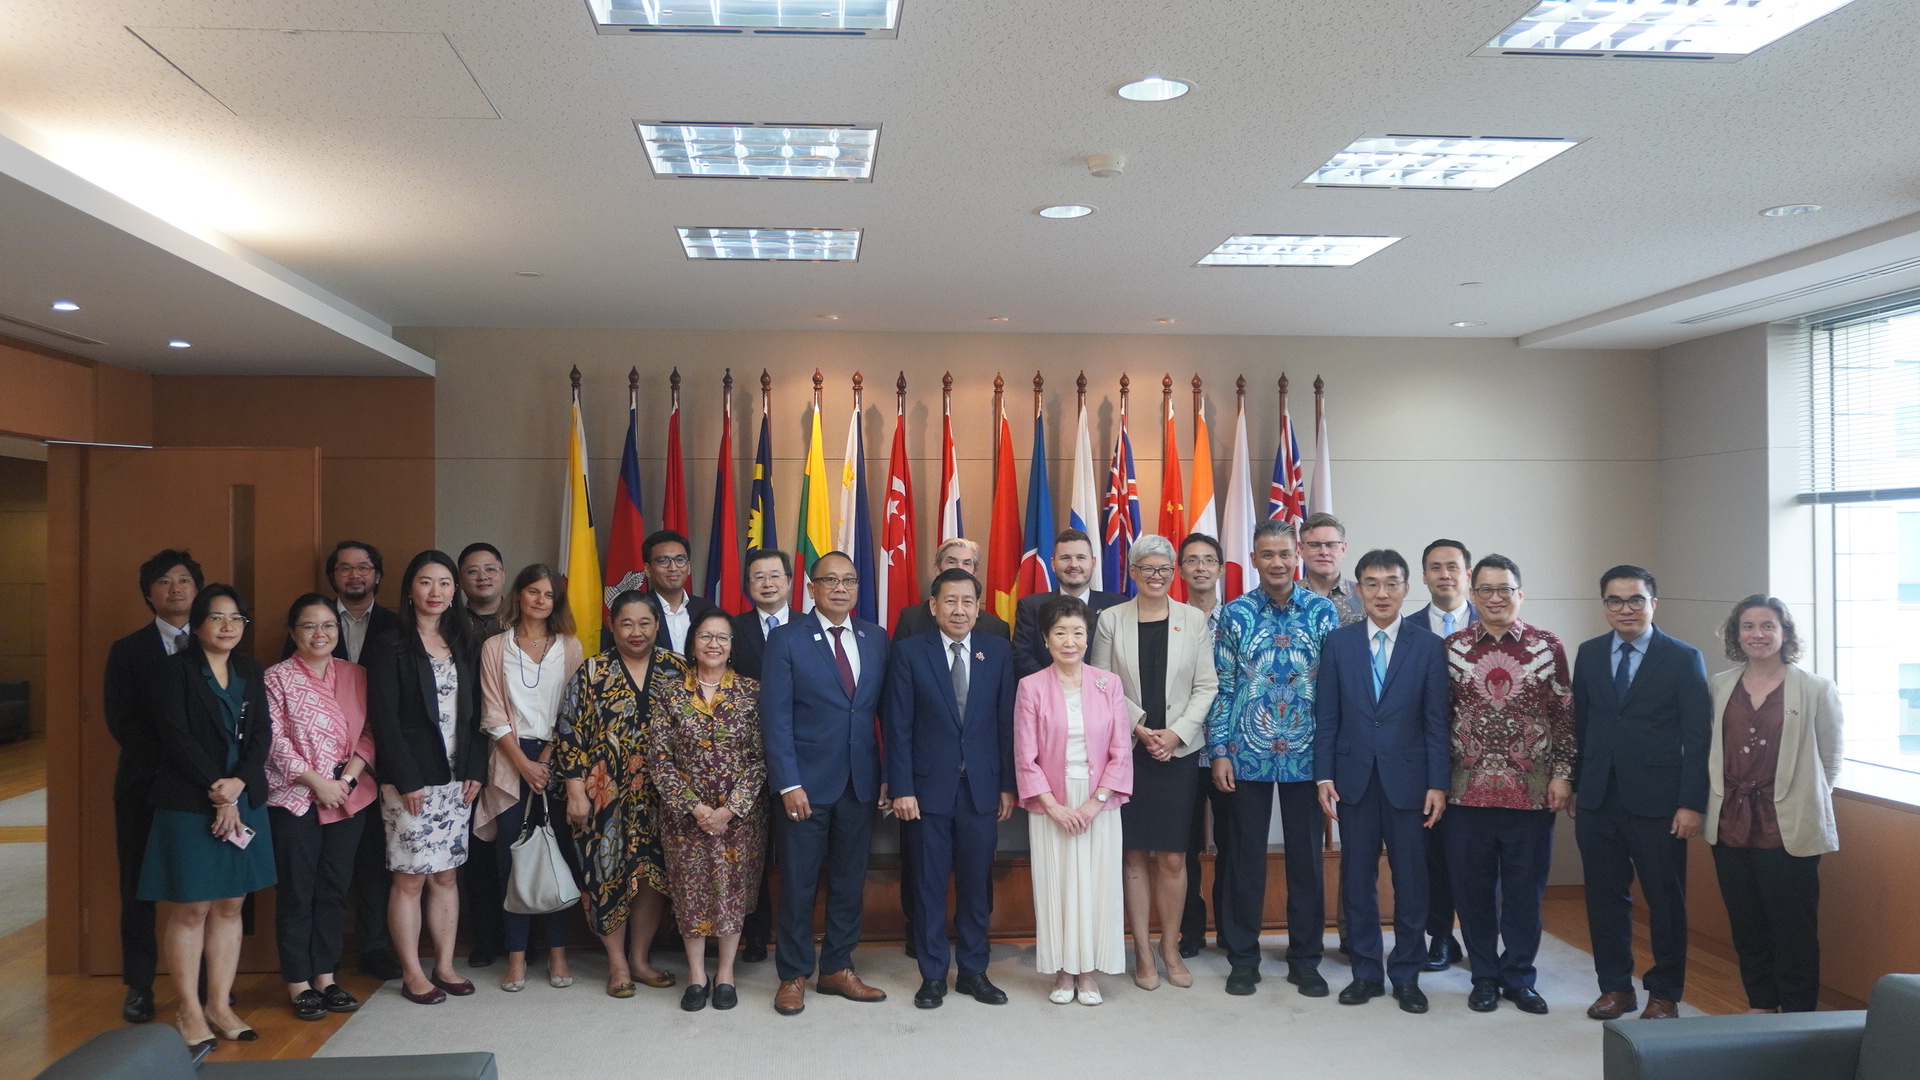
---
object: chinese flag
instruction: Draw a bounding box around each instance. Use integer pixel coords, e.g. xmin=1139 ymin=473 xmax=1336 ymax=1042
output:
xmin=1158 ymin=388 xmax=1186 ymax=600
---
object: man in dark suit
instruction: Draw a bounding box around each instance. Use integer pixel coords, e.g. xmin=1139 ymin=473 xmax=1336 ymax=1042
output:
xmin=731 ymin=547 xmax=792 ymax=964
xmin=1010 ymin=528 xmax=1125 ymax=680
xmin=1404 ymin=538 xmax=1477 ymax=972
xmin=885 ymin=569 xmax=1017 ymax=1009
xmin=102 ymin=549 xmax=202 ymax=1024
xmin=1572 ymin=565 xmax=1710 ymax=1022
xmin=761 ymin=551 xmax=891 ymax=1015
xmin=643 ymin=529 xmax=722 ymax=659
xmin=326 ymin=541 xmax=399 ymax=663
xmin=1314 ymin=549 xmax=1451 ymax=1013
xmin=892 ymin=538 xmax=1010 ymax=641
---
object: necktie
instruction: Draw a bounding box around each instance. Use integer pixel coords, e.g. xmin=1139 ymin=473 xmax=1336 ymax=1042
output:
xmin=1615 ymin=640 xmax=1635 ymax=701
xmin=1371 ymin=630 xmax=1388 ymax=700
xmin=765 ymin=614 xmax=778 ymax=639
xmin=1442 ymin=611 xmax=1456 ymax=636
xmin=829 ymin=626 xmax=857 ymax=699
xmin=950 ymin=641 xmax=970 ymax=719
xmin=175 ymin=631 xmax=189 ymax=654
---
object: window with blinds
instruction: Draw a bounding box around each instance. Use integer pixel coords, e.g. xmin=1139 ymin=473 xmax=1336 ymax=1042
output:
xmin=1803 ymin=294 xmax=1920 ymax=502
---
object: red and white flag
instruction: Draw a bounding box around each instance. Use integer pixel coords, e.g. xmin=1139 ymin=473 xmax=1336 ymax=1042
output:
xmin=879 ymin=384 xmax=920 ymax=633
xmin=1306 ymin=395 xmax=1333 ymax=517
xmin=1220 ymin=389 xmax=1255 ymax=601
xmin=938 ymin=382 xmax=964 ymax=543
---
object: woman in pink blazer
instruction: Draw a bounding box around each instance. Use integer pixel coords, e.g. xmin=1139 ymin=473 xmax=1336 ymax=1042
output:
xmin=1014 ymin=594 xmax=1138 ymax=1006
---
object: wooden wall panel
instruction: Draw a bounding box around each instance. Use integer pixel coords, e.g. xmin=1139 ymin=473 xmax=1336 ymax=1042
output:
xmin=0 ymin=341 xmax=97 ymax=443
xmin=91 ymin=363 xmax=153 ymax=447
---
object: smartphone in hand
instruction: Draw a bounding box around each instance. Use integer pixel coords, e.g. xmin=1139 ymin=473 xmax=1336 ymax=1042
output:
xmin=225 ymin=823 xmax=256 ymax=850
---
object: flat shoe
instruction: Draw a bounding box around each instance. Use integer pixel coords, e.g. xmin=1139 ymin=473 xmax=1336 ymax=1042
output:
xmin=1077 ymin=988 xmax=1103 ymax=1006
xmin=606 ymin=981 xmax=636 ymax=999
xmin=317 ymin=984 xmax=360 ymax=1013
xmin=549 ymin=974 xmax=574 ymax=989
xmin=429 ymin=975 xmax=476 ymax=997
xmin=713 ymin=983 xmax=738 ymax=1010
xmin=1048 ymin=986 xmax=1076 ymax=1005
xmin=212 ymin=1024 xmax=258 ymax=1042
xmin=500 ymin=977 xmax=526 ymax=993
xmin=401 ymin=984 xmax=446 ymax=1005
xmin=291 ymin=989 xmax=327 ymax=1022
xmin=634 ymin=970 xmax=676 ymax=989
xmin=680 ymin=980 xmax=711 ymax=1012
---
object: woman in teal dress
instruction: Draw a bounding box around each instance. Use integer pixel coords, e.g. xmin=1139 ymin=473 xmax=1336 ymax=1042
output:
xmin=138 ymin=584 xmax=276 ymax=1052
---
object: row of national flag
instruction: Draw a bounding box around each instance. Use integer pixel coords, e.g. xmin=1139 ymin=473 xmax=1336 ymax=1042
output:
xmin=559 ymin=367 xmax=1335 ymax=651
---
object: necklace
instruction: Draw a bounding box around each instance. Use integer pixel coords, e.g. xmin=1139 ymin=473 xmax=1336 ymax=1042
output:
xmin=515 ymin=635 xmax=551 ymax=689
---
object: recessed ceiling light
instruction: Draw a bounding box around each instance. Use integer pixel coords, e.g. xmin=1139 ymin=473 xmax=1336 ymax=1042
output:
xmin=1450 ymin=321 xmax=1488 ymax=328
xmin=1115 ymin=76 xmax=1191 ymax=102
xmin=50 ymin=300 xmax=79 ymax=311
xmin=1477 ymin=0 xmax=1862 ymax=61
xmin=1198 ymin=235 xmax=1402 ymax=268
xmin=815 ymin=314 xmax=841 ymax=320
xmin=515 ymin=270 xmax=544 ymax=277
xmin=1037 ymin=204 xmax=1095 ymax=219
xmin=168 ymin=339 xmax=191 ymax=348
xmin=988 ymin=316 xmax=1010 ymax=322
xmin=1302 ymin=135 xmax=1580 ymax=191
xmin=1761 ymin=203 xmax=1822 ymax=217
xmin=637 ymin=122 xmax=878 ymax=181
xmin=1154 ymin=318 xmax=1176 ymax=325
xmin=589 ymin=0 xmax=901 ymax=37
xmin=678 ymin=227 xmax=861 ymax=261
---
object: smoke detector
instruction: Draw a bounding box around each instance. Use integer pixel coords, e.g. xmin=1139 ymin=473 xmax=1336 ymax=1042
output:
xmin=1085 ymin=153 xmax=1126 ymax=178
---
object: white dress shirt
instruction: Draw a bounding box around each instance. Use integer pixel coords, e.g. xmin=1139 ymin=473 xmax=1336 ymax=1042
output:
xmin=1426 ymin=601 xmax=1471 ymax=637
xmin=815 ymin=610 xmax=861 ymax=683
xmin=658 ymin=592 xmax=692 ymax=654
xmin=155 ymin=617 xmax=190 ymax=656
xmin=1368 ymin=615 xmax=1402 ymax=669
xmin=942 ymin=631 xmax=973 ymax=669
xmin=756 ymin=606 xmax=790 ymax=639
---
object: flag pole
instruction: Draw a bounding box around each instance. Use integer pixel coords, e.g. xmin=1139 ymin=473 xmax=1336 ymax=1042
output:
xmin=1192 ymin=373 xmax=1203 ymax=422
xmin=1313 ymin=374 xmax=1323 ymax=431
xmin=1033 ymin=369 xmax=1044 ymax=420
xmin=1077 ymin=370 xmax=1087 ymax=411
xmin=814 ymin=368 xmax=824 ymax=411
xmin=897 ymin=371 xmax=907 ymax=417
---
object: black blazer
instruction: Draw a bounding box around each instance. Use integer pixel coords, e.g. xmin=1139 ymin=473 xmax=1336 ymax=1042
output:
xmin=149 ymin=646 xmax=272 ymax=814
xmin=729 ymin=608 xmax=778 ymax=681
xmin=1010 ymin=589 xmax=1127 ymax=681
xmin=891 ymin=602 xmax=1010 ymax=644
xmin=279 ymin=600 xmax=401 ymax=663
xmin=104 ymin=622 xmax=177 ymax=771
xmin=649 ymin=591 xmax=724 ymax=661
xmin=364 ymin=630 xmax=487 ymax=796
xmin=1571 ymin=627 xmax=1712 ymax=817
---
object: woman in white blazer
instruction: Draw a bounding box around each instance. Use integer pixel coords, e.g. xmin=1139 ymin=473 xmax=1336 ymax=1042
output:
xmin=1088 ymin=534 xmax=1219 ymax=991
xmin=1705 ymin=595 xmax=1843 ymax=1014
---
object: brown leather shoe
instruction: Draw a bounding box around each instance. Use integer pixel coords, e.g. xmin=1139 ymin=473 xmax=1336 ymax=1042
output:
xmin=774 ymin=977 xmax=807 ymax=1015
xmin=1639 ymin=997 xmax=1680 ymax=1019
xmin=1586 ymin=991 xmax=1638 ymax=1020
xmin=815 ymin=968 xmax=887 ymax=1003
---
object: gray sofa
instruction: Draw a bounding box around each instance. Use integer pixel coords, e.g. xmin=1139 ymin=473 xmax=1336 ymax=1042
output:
xmin=1603 ymin=973 xmax=1919 ymax=1080
xmin=33 ymin=1026 xmax=496 ymax=1080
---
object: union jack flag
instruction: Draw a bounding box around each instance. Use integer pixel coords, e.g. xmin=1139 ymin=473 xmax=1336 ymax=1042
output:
xmin=1101 ymin=397 xmax=1141 ymax=595
xmin=1268 ymin=401 xmax=1305 ymax=530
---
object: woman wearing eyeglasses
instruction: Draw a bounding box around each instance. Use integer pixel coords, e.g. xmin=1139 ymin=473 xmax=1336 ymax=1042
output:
xmin=1088 ymin=535 xmax=1218 ymax=991
xmin=264 ymin=593 xmax=377 ymax=1021
xmin=139 ymin=584 xmax=276 ymax=1051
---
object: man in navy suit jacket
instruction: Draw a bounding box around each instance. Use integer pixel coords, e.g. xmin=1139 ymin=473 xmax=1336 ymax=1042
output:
xmin=884 ymin=569 xmax=1017 ymax=1009
xmin=1403 ymin=538 xmax=1478 ymax=972
xmin=760 ymin=551 xmax=892 ymax=1015
xmin=1571 ymin=565 xmax=1711 ymax=1022
xmin=1314 ymin=549 xmax=1451 ymax=1012
xmin=1010 ymin=529 xmax=1125 ymax=680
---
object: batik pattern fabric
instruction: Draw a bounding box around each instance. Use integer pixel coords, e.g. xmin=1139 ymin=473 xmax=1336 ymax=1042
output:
xmin=647 ymin=668 xmax=769 ymax=938
xmin=1444 ymin=620 xmax=1577 ymax=811
xmin=1204 ymin=587 xmax=1339 ymax=784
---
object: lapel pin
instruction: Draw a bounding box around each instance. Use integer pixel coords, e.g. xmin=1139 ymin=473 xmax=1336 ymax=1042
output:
xmin=975 ymin=651 xmax=984 ymax=661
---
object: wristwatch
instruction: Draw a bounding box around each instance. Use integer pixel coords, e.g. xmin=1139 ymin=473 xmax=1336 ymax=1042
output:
xmin=1094 ymin=791 xmax=1109 ymax=803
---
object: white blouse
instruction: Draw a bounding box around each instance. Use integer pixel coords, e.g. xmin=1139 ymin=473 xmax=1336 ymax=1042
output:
xmin=503 ymin=639 xmax=567 ymax=741
xmin=1063 ymin=687 xmax=1090 ymax=779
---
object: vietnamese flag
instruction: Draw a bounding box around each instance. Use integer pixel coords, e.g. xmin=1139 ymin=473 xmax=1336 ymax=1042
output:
xmin=1158 ymin=381 xmax=1186 ymax=600
xmin=986 ymin=381 xmax=1023 ymax=625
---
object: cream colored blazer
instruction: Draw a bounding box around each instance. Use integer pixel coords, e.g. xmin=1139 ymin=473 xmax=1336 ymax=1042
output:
xmin=1088 ymin=598 xmax=1220 ymax=758
xmin=1704 ymin=663 xmax=1844 ymax=857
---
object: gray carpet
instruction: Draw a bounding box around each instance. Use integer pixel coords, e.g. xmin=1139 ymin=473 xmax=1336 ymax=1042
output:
xmin=0 ymin=789 xmax=47 ymax=937
xmin=0 ymin=788 xmax=45 ymax=826
xmin=317 ymin=929 xmax=1697 ymax=1078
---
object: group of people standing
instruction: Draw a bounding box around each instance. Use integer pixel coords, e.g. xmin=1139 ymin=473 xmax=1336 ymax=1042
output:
xmin=103 ymin=511 xmax=1842 ymax=1046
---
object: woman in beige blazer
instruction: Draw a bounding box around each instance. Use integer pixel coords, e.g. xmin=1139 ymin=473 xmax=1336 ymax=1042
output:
xmin=1704 ymin=594 xmax=1843 ymax=1014
xmin=1089 ymin=534 xmax=1219 ymax=991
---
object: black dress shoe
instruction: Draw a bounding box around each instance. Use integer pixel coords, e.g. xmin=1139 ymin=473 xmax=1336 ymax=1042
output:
xmin=1225 ymin=967 xmax=1261 ymax=996
xmin=1177 ymin=939 xmax=1201 ymax=959
xmin=1468 ymin=979 xmax=1501 ymax=1012
xmin=741 ymin=943 xmax=769 ymax=964
xmin=291 ymin=989 xmax=328 ymax=1022
xmin=955 ymin=974 xmax=1007 ymax=1005
xmin=122 ymin=986 xmax=155 ymax=1024
xmin=318 ymin=984 xmax=360 ymax=1013
xmin=680 ymin=980 xmax=711 ymax=1012
xmin=1287 ymin=966 xmax=1330 ymax=998
xmin=1504 ymin=985 xmax=1549 ymax=1014
xmin=359 ymin=952 xmax=404 ymax=981
xmin=1393 ymin=983 xmax=1430 ymax=1014
xmin=713 ymin=983 xmax=738 ymax=1010
xmin=466 ymin=951 xmax=497 ymax=970
xmin=1338 ymin=979 xmax=1385 ymax=1005
xmin=914 ymin=978 xmax=946 ymax=1009
xmin=1337 ymin=940 xmax=1350 ymax=957
xmin=1425 ymin=935 xmax=1463 ymax=972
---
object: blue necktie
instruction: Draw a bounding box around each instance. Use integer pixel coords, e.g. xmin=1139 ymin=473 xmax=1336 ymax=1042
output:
xmin=765 ymin=614 xmax=778 ymax=638
xmin=1614 ymin=640 xmax=1635 ymax=701
xmin=1442 ymin=611 xmax=1456 ymax=636
xmin=1371 ymin=630 xmax=1389 ymax=700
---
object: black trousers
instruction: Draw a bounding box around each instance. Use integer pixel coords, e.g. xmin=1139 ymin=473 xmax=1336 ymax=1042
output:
xmin=1217 ymin=779 xmax=1324 ymax=972
xmin=1712 ymin=844 xmax=1822 ymax=1012
xmin=1426 ymin=811 xmax=1457 ymax=944
xmin=1337 ymin=770 xmax=1430 ymax=987
xmin=1180 ymin=768 xmax=1232 ymax=948
xmin=1576 ymin=800 xmax=1689 ymax=1001
xmin=113 ymin=762 xmax=157 ymax=991
xmin=493 ymin=763 xmax=577 ymax=955
xmin=348 ymin=800 xmax=393 ymax=963
xmin=773 ymin=781 xmax=874 ymax=981
xmin=269 ymin=803 xmax=367 ymax=984
xmin=741 ymin=843 xmax=775 ymax=952
xmin=1446 ymin=805 xmax=1554 ymax=989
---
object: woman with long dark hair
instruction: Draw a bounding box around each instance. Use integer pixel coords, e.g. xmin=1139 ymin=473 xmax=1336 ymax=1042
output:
xmin=365 ymin=550 xmax=488 ymax=1004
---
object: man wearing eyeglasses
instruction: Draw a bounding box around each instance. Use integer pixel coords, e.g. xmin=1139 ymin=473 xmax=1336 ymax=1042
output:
xmin=642 ymin=529 xmax=721 ymax=659
xmin=732 ymin=547 xmax=794 ymax=966
xmin=1175 ymin=532 xmax=1231 ymax=958
xmin=1571 ymin=565 xmax=1710 ymax=1022
xmin=1405 ymin=539 xmax=1478 ymax=973
xmin=456 ymin=542 xmax=508 ymax=640
xmin=1441 ymin=555 xmax=1573 ymax=1016
xmin=761 ymin=551 xmax=892 ymax=1015
xmin=1299 ymin=513 xmax=1364 ymax=627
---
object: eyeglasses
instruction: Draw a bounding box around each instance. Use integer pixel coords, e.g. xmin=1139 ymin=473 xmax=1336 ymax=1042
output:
xmin=1181 ymin=555 xmax=1221 ymax=568
xmin=295 ymin=621 xmax=340 ymax=634
xmin=335 ymin=563 xmax=376 ymax=575
xmin=1470 ymin=586 xmax=1517 ymax=600
xmin=815 ymin=576 xmax=859 ymax=590
xmin=748 ymin=571 xmax=788 ymax=584
xmin=1603 ymin=596 xmax=1650 ymax=612
xmin=204 ymin=615 xmax=250 ymax=628
xmin=650 ymin=554 xmax=690 ymax=568
xmin=694 ymin=632 xmax=733 ymax=645
xmin=1133 ymin=564 xmax=1176 ymax=579
xmin=1358 ymin=579 xmax=1404 ymax=593
xmin=1300 ymin=540 xmax=1344 ymax=552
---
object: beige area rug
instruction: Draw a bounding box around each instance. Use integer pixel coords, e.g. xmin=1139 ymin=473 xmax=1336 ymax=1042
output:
xmin=317 ymin=928 xmax=1701 ymax=1079
xmin=0 ymin=789 xmax=46 ymax=937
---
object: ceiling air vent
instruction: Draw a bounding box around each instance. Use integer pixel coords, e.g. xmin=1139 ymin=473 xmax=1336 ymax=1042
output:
xmin=1676 ymin=257 xmax=1920 ymax=325
xmin=0 ymin=311 xmax=106 ymax=345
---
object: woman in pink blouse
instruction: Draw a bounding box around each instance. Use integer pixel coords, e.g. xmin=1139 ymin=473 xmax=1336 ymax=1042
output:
xmin=265 ymin=592 xmax=378 ymax=1022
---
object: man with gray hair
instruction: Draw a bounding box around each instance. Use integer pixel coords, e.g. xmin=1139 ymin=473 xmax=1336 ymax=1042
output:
xmin=1300 ymin=512 xmax=1363 ymax=627
xmin=893 ymin=538 xmax=1010 ymax=641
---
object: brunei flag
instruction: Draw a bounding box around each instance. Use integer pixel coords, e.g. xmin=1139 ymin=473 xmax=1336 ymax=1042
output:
xmin=795 ymin=380 xmax=833 ymax=612
xmin=748 ymin=374 xmax=779 ymax=555
xmin=561 ymin=372 xmax=603 ymax=653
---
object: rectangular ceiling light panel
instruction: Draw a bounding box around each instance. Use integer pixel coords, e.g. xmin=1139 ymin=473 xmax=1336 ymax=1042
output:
xmin=638 ymin=123 xmax=877 ymax=180
xmin=1476 ymin=0 xmax=1860 ymax=61
xmin=1197 ymin=235 xmax=1401 ymax=268
xmin=1302 ymin=135 xmax=1581 ymax=190
xmin=590 ymin=0 xmax=901 ymax=36
xmin=678 ymin=227 xmax=862 ymax=261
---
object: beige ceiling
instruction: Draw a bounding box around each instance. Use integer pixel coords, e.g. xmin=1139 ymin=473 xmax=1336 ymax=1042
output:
xmin=3 ymin=0 xmax=1919 ymax=347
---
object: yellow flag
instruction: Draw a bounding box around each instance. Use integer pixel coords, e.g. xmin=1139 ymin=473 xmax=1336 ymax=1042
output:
xmin=795 ymin=392 xmax=833 ymax=612
xmin=562 ymin=388 xmax=602 ymax=653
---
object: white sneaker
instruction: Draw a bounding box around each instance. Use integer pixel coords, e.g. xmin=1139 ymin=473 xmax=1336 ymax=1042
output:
xmin=1048 ymin=986 xmax=1076 ymax=1005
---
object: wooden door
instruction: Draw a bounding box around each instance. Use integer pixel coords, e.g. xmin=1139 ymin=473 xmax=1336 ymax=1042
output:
xmin=46 ymin=445 xmax=321 ymax=975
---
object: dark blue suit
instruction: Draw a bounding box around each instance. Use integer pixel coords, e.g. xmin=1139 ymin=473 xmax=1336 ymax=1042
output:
xmin=1315 ymin=618 xmax=1451 ymax=987
xmin=1402 ymin=602 xmax=1475 ymax=951
xmin=883 ymin=630 xmax=1015 ymax=980
xmin=760 ymin=613 xmax=890 ymax=981
xmin=1571 ymin=626 xmax=1710 ymax=1002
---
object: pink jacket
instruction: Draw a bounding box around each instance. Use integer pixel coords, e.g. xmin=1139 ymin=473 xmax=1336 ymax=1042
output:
xmin=1013 ymin=665 xmax=1139 ymax=814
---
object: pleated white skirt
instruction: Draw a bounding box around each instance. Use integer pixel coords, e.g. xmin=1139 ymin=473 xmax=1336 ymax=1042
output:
xmin=1029 ymin=776 xmax=1126 ymax=975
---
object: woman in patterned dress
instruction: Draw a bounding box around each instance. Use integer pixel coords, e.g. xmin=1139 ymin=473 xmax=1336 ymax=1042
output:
xmin=554 ymin=589 xmax=681 ymax=997
xmin=649 ymin=609 xmax=768 ymax=1012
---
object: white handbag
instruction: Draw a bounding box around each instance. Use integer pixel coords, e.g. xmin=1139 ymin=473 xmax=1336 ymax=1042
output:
xmin=504 ymin=792 xmax=581 ymax=915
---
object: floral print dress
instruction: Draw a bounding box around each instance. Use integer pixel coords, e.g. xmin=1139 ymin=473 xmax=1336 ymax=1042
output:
xmin=647 ymin=669 xmax=768 ymax=938
xmin=380 ymin=656 xmax=472 ymax=874
xmin=552 ymin=648 xmax=683 ymax=936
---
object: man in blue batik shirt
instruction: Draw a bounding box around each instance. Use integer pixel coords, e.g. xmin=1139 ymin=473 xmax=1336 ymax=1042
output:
xmin=1206 ymin=518 xmax=1340 ymax=998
